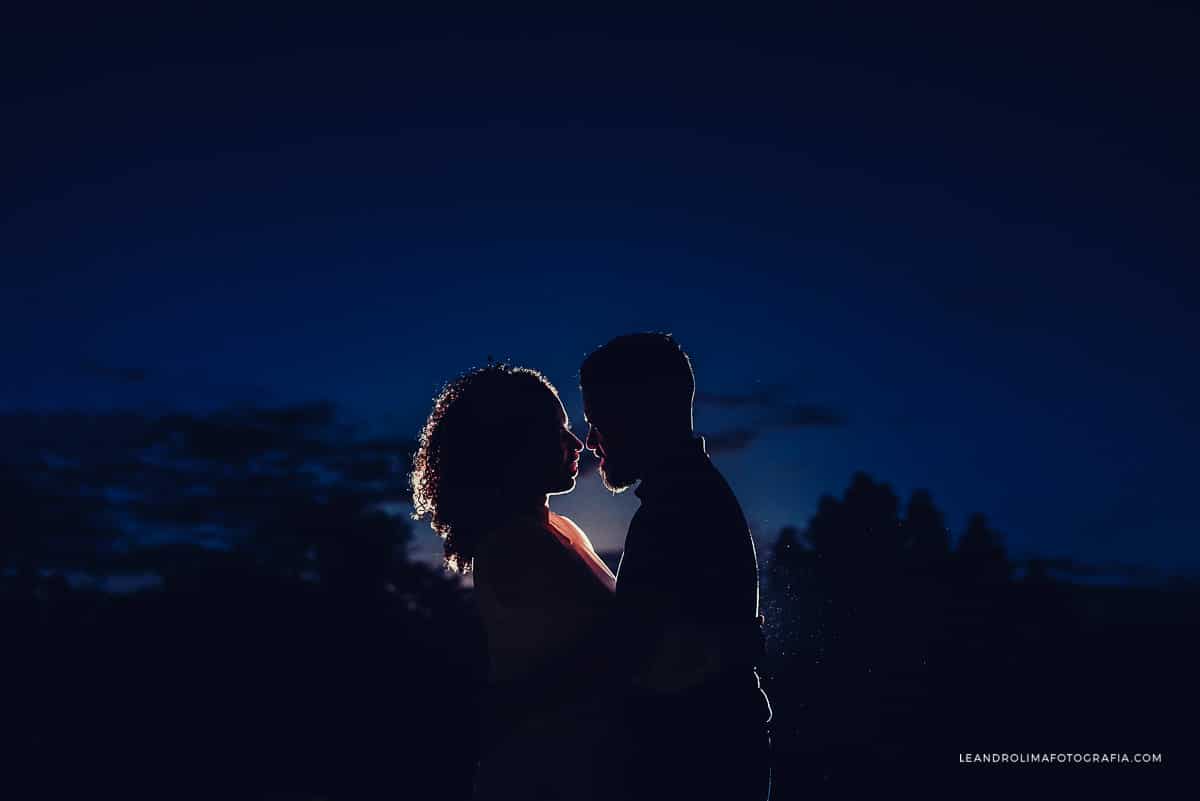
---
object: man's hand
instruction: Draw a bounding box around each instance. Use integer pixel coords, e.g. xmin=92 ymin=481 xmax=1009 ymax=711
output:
xmin=631 ymin=618 xmax=764 ymax=694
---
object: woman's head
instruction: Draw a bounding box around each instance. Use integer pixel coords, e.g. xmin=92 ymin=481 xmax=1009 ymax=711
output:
xmin=411 ymin=364 xmax=584 ymax=573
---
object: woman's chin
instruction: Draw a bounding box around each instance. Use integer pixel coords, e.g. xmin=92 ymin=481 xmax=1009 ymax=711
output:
xmin=547 ymin=476 xmax=577 ymax=496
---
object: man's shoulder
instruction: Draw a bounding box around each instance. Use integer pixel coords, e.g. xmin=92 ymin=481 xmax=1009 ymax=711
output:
xmin=643 ymin=461 xmax=746 ymax=521
xmin=627 ymin=465 xmax=751 ymax=558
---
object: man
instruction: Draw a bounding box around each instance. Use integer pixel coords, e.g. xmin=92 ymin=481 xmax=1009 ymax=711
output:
xmin=580 ymin=332 xmax=772 ymax=801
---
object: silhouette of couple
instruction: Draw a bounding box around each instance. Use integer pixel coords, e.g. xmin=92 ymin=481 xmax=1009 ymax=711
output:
xmin=412 ymin=333 xmax=772 ymax=801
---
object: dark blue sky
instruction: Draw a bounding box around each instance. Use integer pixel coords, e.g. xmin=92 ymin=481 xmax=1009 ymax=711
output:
xmin=3 ymin=7 xmax=1197 ymax=573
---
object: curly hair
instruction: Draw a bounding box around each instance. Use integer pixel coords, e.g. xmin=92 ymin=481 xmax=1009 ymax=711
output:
xmin=411 ymin=363 xmax=560 ymax=574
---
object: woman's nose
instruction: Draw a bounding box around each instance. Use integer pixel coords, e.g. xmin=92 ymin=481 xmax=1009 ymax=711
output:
xmin=567 ymin=430 xmax=584 ymax=452
xmin=585 ymin=426 xmax=599 ymax=452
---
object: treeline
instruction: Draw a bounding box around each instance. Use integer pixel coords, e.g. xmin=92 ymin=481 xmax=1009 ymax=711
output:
xmin=1 ymin=404 xmax=485 ymax=800
xmin=759 ymin=473 xmax=1197 ymax=797
xmin=2 ymin=406 xmax=1195 ymax=798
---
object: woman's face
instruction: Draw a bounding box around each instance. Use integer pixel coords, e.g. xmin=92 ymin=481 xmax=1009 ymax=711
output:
xmin=527 ymin=391 xmax=584 ymax=498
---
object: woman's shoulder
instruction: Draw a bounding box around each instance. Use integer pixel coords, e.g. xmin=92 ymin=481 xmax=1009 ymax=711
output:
xmin=548 ymin=511 xmax=583 ymax=537
xmin=547 ymin=512 xmax=597 ymax=549
xmin=476 ymin=516 xmax=559 ymax=571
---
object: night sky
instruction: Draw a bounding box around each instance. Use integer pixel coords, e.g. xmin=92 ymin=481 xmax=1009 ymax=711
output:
xmin=4 ymin=7 xmax=1197 ymax=575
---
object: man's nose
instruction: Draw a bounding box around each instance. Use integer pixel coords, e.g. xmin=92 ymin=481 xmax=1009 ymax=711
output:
xmin=585 ymin=426 xmax=599 ymax=452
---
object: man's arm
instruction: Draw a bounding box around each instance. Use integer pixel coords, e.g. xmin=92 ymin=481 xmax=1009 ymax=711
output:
xmin=615 ymin=506 xmax=756 ymax=694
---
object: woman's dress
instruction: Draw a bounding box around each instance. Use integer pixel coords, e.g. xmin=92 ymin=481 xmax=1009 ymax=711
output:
xmin=471 ymin=509 xmax=619 ymax=801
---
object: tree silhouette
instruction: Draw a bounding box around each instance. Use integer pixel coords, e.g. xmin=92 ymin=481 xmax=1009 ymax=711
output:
xmin=902 ymin=488 xmax=951 ymax=570
xmin=956 ymin=512 xmax=1012 ymax=586
xmin=1 ymin=403 xmax=484 ymax=801
xmin=804 ymin=472 xmax=905 ymax=569
xmin=760 ymin=472 xmax=1033 ymax=792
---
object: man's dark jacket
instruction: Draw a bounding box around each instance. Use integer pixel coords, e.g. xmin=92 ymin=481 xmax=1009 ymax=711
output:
xmin=615 ymin=434 xmax=773 ymax=728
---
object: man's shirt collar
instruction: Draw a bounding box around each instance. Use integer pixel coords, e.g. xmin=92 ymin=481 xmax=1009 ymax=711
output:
xmin=634 ymin=434 xmax=710 ymax=501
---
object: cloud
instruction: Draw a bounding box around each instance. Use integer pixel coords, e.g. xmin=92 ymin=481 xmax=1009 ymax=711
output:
xmin=704 ymin=428 xmax=760 ymax=454
xmin=697 ymin=384 xmax=846 ymax=428
xmin=0 ymin=403 xmax=419 ymax=571
xmin=778 ymin=403 xmax=846 ymax=428
xmin=696 ymin=384 xmax=847 ymax=454
xmin=695 ymin=385 xmax=788 ymax=410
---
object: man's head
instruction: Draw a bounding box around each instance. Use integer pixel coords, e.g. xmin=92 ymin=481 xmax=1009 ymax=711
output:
xmin=579 ymin=332 xmax=696 ymax=492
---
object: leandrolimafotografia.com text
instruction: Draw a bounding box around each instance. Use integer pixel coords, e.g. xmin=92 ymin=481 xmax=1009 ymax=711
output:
xmin=959 ymin=753 xmax=1162 ymax=765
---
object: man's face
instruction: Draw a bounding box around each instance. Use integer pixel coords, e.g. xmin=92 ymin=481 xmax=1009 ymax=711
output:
xmin=582 ymin=392 xmax=639 ymax=493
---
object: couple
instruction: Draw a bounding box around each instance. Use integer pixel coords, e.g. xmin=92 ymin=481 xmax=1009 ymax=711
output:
xmin=411 ymin=333 xmax=772 ymax=800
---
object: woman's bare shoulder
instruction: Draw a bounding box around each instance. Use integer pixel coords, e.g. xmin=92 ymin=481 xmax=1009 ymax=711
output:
xmin=549 ymin=511 xmax=583 ymax=534
xmin=548 ymin=512 xmax=596 ymax=551
xmin=477 ymin=517 xmax=558 ymax=571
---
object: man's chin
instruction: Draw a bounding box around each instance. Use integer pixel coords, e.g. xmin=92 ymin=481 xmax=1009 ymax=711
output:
xmin=598 ymin=465 xmax=636 ymax=494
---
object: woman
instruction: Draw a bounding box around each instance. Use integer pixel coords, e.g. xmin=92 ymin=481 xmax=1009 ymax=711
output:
xmin=411 ymin=363 xmax=620 ymax=801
